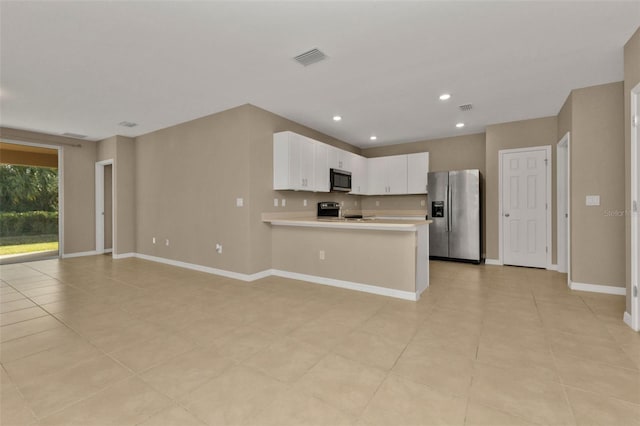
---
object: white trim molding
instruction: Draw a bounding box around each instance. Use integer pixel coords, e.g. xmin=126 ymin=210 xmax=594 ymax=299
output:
xmin=547 ymin=264 xmax=558 ymax=271
xmin=569 ymin=281 xmax=626 ymax=296
xmin=271 ymin=270 xmax=418 ymax=301
xmin=62 ymin=250 xmax=99 ymax=259
xmin=623 ymin=312 xmax=635 ymax=330
xmin=134 ymin=253 xmax=272 ymax=282
xmin=484 ymin=259 xmax=502 ymax=266
xmin=112 ymin=252 xmax=135 ymax=259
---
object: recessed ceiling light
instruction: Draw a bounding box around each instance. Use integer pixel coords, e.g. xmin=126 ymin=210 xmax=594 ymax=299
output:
xmin=370 ymin=135 xmax=377 ymax=141
xmin=456 ymin=122 xmax=465 ymax=128
xmin=439 ymin=93 xmax=451 ymax=101
xmin=333 ymin=115 xmax=342 ymax=122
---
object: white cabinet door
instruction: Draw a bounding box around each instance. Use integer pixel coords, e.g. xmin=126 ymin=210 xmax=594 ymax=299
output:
xmin=273 ymin=131 xmax=315 ymax=191
xmin=386 ymin=155 xmax=408 ymax=194
xmin=367 ymin=157 xmax=388 ymax=195
xmin=407 ymin=152 xmax=429 ymax=194
xmin=313 ymin=142 xmax=330 ymax=192
xmin=298 ymin=136 xmax=315 ymax=190
xmin=350 ymin=153 xmax=368 ymax=195
xmin=367 ymin=155 xmax=408 ymax=195
xmin=328 ymin=146 xmax=352 ymax=171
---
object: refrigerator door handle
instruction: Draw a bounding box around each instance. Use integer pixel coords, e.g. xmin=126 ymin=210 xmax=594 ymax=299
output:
xmin=447 ymin=184 xmax=452 ymax=232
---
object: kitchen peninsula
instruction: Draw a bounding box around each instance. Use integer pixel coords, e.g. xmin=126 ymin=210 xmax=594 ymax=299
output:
xmin=263 ymin=215 xmax=432 ymax=301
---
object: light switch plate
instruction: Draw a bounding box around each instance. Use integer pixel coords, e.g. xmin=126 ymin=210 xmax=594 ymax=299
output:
xmin=281 ymin=199 xmax=286 ymax=207
xmin=236 ymin=198 xmax=244 ymax=207
xmin=586 ymin=195 xmax=600 ymax=206
xmin=274 ymin=198 xmax=279 ymax=207
xmin=303 ymin=199 xmax=308 ymax=207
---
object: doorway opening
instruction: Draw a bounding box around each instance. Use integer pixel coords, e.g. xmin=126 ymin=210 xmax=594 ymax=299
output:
xmin=498 ymin=146 xmax=552 ymax=269
xmin=557 ymin=133 xmax=570 ymax=281
xmin=0 ymin=141 xmax=62 ymax=264
xmin=95 ymin=160 xmax=114 ymax=255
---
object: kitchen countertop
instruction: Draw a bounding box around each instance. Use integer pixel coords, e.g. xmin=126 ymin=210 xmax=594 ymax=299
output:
xmin=263 ymin=216 xmax=432 ymax=232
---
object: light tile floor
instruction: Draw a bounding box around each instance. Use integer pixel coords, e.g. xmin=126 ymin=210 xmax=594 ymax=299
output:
xmin=1 ymin=256 xmax=639 ymax=425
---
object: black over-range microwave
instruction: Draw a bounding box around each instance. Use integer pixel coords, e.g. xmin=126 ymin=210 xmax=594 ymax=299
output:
xmin=330 ymin=168 xmax=352 ymax=192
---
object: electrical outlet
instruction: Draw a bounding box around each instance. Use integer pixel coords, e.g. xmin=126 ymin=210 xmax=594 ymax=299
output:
xmin=236 ymin=198 xmax=244 ymax=207
xmin=420 ymin=200 xmax=425 ymax=206
xmin=152 ymin=237 xmax=156 ymax=244
xmin=319 ymin=250 xmax=325 ymax=260
xmin=303 ymin=199 xmax=308 ymax=207
xmin=281 ymin=199 xmax=286 ymax=207
xmin=274 ymin=198 xmax=279 ymax=207
xmin=216 ymin=243 xmax=222 ymax=254
xmin=165 ymin=239 xmax=170 ymax=246
xmin=376 ymin=200 xmax=380 ymax=206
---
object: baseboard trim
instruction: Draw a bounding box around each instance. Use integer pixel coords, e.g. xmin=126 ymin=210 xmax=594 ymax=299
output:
xmin=133 ymin=253 xmax=271 ymax=282
xmin=485 ymin=259 xmax=502 ymax=266
xmin=271 ymin=269 xmax=418 ymax=301
xmin=62 ymin=250 xmax=99 ymax=259
xmin=112 ymin=252 xmax=135 ymax=259
xmin=623 ymin=311 xmax=634 ymax=329
xmin=547 ymin=264 xmax=558 ymax=271
xmin=569 ymin=281 xmax=626 ymax=296
xmin=104 ymin=249 xmax=113 ymax=254
xmin=67 ymin=252 xmax=419 ymax=301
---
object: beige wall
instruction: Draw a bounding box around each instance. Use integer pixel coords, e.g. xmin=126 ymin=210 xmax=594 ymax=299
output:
xmin=624 ymin=27 xmax=640 ymax=312
xmin=135 ymin=105 xmax=252 ymax=273
xmin=272 ymin=226 xmax=417 ymax=292
xmin=569 ymin=83 xmax=625 ymax=288
xmin=0 ymin=127 xmax=97 ymax=255
xmin=485 ymin=116 xmax=559 ymax=263
xmin=361 ymin=133 xmax=486 ymax=254
xmin=135 ymin=104 xmax=361 ymax=275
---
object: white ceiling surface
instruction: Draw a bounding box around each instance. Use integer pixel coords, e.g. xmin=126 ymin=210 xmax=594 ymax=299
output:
xmin=1 ymin=2 xmax=639 ymax=148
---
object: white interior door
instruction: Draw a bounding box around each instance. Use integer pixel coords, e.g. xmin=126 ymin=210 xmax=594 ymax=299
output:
xmin=502 ymin=149 xmax=548 ymax=268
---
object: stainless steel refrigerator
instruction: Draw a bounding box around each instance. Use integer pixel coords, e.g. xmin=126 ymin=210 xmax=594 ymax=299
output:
xmin=427 ymin=169 xmax=481 ymax=263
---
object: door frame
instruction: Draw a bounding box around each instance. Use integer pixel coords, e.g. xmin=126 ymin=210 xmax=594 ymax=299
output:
xmin=498 ymin=145 xmax=552 ymax=269
xmin=95 ymin=159 xmax=114 ymax=255
xmin=1 ymin=139 xmax=64 ymax=257
xmin=630 ymin=82 xmax=640 ymax=331
xmin=557 ymin=133 xmax=571 ymax=280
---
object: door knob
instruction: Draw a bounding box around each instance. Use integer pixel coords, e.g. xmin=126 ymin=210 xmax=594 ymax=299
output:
xmin=504 ymin=213 xmax=510 ymax=217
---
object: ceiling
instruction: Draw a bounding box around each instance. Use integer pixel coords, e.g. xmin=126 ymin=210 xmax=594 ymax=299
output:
xmin=1 ymin=1 xmax=638 ymax=148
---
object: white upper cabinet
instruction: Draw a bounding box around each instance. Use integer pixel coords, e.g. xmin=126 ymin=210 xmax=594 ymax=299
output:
xmin=314 ymin=142 xmax=330 ymax=192
xmin=274 ymin=131 xmax=328 ymax=192
xmin=367 ymin=155 xmax=408 ymax=195
xmin=328 ymin=147 xmax=352 ymax=171
xmin=407 ymin=152 xmax=429 ymax=194
xmin=275 ymin=131 xmax=428 ymax=195
xmin=349 ymin=153 xmax=368 ymax=195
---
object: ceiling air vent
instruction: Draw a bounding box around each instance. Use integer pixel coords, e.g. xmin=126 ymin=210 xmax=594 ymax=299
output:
xmin=458 ymin=104 xmax=473 ymax=111
xmin=293 ymin=48 xmax=327 ymax=66
xmin=61 ymin=132 xmax=87 ymax=139
xmin=118 ymin=121 xmax=138 ymax=128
